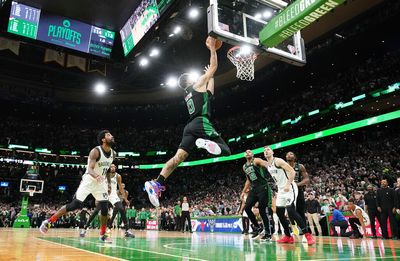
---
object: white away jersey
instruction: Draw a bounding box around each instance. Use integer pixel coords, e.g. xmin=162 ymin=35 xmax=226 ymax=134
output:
xmin=267 ymin=158 xmax=294 ymax=190
xmin=86 ymin=146 xmax=114 ymax=178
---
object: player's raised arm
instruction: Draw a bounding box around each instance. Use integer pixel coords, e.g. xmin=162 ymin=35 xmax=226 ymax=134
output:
xmin=206 ymin=76 xmax=215 ymax=95
xmin=194 ymin=37 xmax=218 ymax=90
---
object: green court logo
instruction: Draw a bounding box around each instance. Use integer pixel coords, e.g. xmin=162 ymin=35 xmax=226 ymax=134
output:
xmin=48 ymin=19 xmax=81 ymax=45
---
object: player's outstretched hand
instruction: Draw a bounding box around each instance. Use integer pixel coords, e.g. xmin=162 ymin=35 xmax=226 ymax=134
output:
xmin=204 ymin=65 xmax=211 ymax=74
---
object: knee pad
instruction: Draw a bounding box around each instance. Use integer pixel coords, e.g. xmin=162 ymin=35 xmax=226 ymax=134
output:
xmin=66 ymin=199 xmax=83 ymax=212
xmin=99 ymin=201 xmax=108 ymax=216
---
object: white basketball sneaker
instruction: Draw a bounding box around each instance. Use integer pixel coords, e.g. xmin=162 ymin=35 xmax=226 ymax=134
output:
xmin=195 ymin=138 xmax=222 ymax=155
xmin=39 ymin=220 xmax=50 ymax=234
xmin=144 ymin=181 xmax=165 ymax=207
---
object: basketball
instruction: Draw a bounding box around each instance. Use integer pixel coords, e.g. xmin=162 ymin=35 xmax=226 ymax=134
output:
xmin=206 ymin=36 xmax=223 ymax=50
xmin=215 ymin=39 xmax=223 ymax=50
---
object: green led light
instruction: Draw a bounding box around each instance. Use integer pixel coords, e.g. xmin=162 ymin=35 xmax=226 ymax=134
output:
xmin=118 ymin=152 xmax=140 ymax=157
xmin=8 ymin=144 xmax=29 ymax=149
xmin=308 ymin=110 xmax=320 ymax=116
xmin=246 ymin=134 xmax=254 ymax=139
xmin=352 ymin=94 xmax=366 ymax=101
xmin=136 ymin=110 xmax=400 ymax=169
xmin=226 ymin=82 xmax=399 ymax=144
xmin=35 ymin=148 xmax=52 ymax=153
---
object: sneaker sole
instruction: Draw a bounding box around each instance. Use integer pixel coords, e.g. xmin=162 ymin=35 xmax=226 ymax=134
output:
xmin=39 ymin=224 xmax=48 ymax=235
xmin=195 ymin=139 xmax=222 ymax=155
xmin=39 ymin=228 xmax=47 ymax=235
xmin=144 ymin=182 xmax=160 ymax=207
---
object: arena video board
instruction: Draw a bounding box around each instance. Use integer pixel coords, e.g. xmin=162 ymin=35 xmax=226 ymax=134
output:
xmin=8 ymin=1 xmax=115 ymax=58
xmin=120 ymin=0 xmax=174 ymax=56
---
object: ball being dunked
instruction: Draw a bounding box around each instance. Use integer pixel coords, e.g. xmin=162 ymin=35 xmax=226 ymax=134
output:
xmin=206 ymin=36 xmax=223 ymax=50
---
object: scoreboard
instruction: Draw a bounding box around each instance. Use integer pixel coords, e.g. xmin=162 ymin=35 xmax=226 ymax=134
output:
xmin=8 ymin=1 xmax=115 ymax=58
xmin=120 ymin=0 xmax=174 ymax=56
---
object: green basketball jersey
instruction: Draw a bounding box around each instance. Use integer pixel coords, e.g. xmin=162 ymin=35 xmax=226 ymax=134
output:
xmin=243 ymin=160 xmax=269 ymax=189
xmin=184 ymin=87 xmax=211 ymax=120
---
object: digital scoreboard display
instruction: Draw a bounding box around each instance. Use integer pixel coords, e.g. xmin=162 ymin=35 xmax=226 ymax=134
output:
xmin=8 ymin=1 xmax=41 ymax=39
xmin=8 ymin=1 xmax=115 ymax=58
xmin=120 ymin=0 xmax=174 ymax=56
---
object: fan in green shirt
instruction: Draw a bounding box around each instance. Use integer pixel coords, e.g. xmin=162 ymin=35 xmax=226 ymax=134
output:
xmin=126 ymin=207 xmax=137 ymax=219
xmin=174 ymin=204 xmax=182 ymax=217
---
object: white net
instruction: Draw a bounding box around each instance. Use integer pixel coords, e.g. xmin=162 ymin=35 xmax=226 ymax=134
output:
xmin=28 ymin=189 xmax=35 ymax=197
xmin=227 ymin=46 xmax=258 ymax=81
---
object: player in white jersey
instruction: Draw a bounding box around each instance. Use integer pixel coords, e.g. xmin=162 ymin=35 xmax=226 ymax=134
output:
xmin=80 ymin=164 xmax=134 ymax=238
xmin=107 ymin=164 xmax=134 ymax=237
xmin=40 ymin=130 xmax=115 ymax=243
xmin=263 ymin=146 xmax=315 ymax=245
xmin=347 ymin=199 xmax=370 ymax=239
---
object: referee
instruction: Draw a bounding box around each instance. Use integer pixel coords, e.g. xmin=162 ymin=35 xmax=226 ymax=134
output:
xmin=181 ymin=196 xmax=192 ymax=233
xmin=241 ymin=150 xmax=272 ymax=242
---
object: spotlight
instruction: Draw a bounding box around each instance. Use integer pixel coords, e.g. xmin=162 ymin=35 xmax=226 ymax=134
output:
xmin=94 ymin=82 xmax=107 ymax=95
xmin=255 ymin=13 xmax=262 ymax=20
xmin=139 ymin=57 xmax=149 ymax=67
xmin=240 ymin=45 xmax=252 ymax=55
xmin=188 ymin=70 xmax=200 ymax=82
xmin=166 ymin=77 xmax=178 ymax=88
xmin=188 ymin=7 xmax=199 ymax=19
xmin=169 ymin=33 xmax=175 ymax=37
xmin=149 ymin=48 xmax=160 ymax=57
xmin=173 ymin=26 xmax=182 ymax=34
xmin=263 ymin=10 xmax=273 ymax=19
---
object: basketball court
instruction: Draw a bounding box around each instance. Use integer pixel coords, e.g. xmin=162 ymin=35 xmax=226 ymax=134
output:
xmin=2 ymin=228 xmax=400 ymax=260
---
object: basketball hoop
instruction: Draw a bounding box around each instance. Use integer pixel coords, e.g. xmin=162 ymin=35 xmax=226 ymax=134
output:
xmin=27 ymin=186 xmax=35 ymax=197
xmin=227 ymin=46 xmax=258 ymax=81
